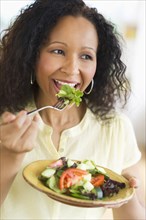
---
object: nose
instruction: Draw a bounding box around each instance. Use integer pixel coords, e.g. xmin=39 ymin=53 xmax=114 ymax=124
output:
xmin=60 ymin=56 xmax=80 ymax=75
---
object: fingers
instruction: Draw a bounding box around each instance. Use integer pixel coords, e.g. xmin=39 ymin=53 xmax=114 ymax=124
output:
xmin=123 ymin=173 xmax=140 ymax=188
xmin=129 ymin=176 xmax=140 ymax=188
xmin=1 ymin=111 xmax=28 ymax=143
xmin=1 ymin=111 xmax=17 ymax=124
xmin=0 ymin=111 xmax=40 ymax=153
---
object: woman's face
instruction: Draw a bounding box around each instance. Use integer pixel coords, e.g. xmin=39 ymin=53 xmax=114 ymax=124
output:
xmin=36 ymin=15 xmax=98 ymax=104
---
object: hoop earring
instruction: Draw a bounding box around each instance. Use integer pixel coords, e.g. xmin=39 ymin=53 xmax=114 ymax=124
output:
xmin=30 ymin=73 xmax=35 ymax=85
xmin=84 ymin=79 xmax=94 ymax=95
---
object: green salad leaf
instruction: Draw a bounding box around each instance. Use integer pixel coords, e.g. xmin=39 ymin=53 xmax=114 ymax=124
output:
xmin=56 ymin=85 xmax=83 ymax=107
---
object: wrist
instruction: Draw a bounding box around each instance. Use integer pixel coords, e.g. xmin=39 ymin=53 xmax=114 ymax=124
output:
xmin=0 ymin=143 xmax=26 ymax=162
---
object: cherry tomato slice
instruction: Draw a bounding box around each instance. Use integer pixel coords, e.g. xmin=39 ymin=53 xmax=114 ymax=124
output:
xmin=91 ymin=174 xmax=105 ymax=187
xmin=59 ymin=168 xmax=88 ymax=190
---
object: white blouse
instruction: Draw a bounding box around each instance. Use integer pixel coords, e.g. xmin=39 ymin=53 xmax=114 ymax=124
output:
xmin=1 ymin=108 xmax=141 ymax=219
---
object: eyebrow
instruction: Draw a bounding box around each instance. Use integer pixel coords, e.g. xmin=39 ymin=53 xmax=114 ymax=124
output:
xmin=48 ymin=41 xmax=97 ymax=53
xmin=81 ymin=46 xmax=97 ymax=53
xmin=48 ymin=41 xmax=67 ymax=46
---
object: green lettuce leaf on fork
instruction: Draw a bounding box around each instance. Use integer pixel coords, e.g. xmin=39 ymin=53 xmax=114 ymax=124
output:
xmin=56 ymin=85 xmax=83 ymax=107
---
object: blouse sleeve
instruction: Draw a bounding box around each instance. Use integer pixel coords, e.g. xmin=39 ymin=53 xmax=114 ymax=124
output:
xmin=119 ymin=113 xmax=141 ymax=169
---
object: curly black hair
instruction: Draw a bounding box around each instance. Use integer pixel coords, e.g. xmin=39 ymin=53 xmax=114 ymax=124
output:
xmin=0 ymin=0 xmax=130 ymax=119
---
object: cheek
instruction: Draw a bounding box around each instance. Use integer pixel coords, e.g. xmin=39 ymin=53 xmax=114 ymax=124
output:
xmin=36 ymin=58 xmax=52 ymax=79
xmin=35 ymin=58 xmax=53 ymax=93
xmin=84 ymin=63 xmax=97 ymax=80
xmin=36 ymin=56 xmax=60 ymax=83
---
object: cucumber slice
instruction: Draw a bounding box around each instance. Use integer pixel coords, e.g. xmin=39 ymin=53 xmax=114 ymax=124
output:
xmin=46 ymin=176 xmax=61 ymax=193
xmin=41 ymin=168 xmax=56 ymax=178
xmin=46 ymin=176 xmax=66 ymax=193
xmin=83 ymin=160 xmax=95 ymax=170
xmin=67 ymin=159 xmax=75 ymax=167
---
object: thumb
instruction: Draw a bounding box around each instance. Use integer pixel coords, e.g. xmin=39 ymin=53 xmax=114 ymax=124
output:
xmin=123 ymin=173 xmax=140 ymax=188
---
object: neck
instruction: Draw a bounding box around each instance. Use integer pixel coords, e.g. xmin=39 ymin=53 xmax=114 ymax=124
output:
xmin=35 ymin=96 xmax=86 ymax=150
xmin=39 ymin=102 xmax=86 ymax=130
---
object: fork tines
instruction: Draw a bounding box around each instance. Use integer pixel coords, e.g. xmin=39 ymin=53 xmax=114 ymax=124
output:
xmin=54 ymin=99 xmax=66 ymax=109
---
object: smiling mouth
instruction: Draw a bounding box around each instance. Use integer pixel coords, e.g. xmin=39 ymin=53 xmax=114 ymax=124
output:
xmin=54 ymin=79 xmax=80 ymax=90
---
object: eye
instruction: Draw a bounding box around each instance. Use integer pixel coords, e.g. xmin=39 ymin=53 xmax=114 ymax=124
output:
xmin=81 ymin=54 xmax=93 ymax=60
xmin=51 ymin=49 xmax=65 ymax=55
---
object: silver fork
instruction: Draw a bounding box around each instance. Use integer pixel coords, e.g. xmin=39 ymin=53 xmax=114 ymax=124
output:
xmin=27 ymin=99 xmax=67 ymax=116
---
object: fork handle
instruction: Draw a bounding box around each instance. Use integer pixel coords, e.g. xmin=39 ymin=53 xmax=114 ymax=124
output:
xmin=27 ymin=106 xmax=55 ymax=116
xmin=27 ymin=109 xmax=38 ymax=116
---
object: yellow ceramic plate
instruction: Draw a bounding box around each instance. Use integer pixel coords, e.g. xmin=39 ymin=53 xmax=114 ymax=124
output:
xmin=23 ymin=160 xmax=135 ymax=208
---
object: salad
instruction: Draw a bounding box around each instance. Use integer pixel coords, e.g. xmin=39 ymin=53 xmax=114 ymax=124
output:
xmin=56 ymin=85 xmax=83 ymax=107
xmin=39 ymin=157 xmax=126 ymax=200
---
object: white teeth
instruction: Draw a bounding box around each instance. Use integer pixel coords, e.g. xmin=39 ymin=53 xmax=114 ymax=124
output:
xmin=55 ymin=79 xmax=77 ymax=88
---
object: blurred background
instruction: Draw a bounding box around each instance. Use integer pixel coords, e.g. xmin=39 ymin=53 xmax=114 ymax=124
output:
xmin=1 ymin=0 xmax=145 ymax=151
xmin=86 ymin=0 xmax=145 ymax=153
xmin=0 ymin=1 xmax=145 ymax=219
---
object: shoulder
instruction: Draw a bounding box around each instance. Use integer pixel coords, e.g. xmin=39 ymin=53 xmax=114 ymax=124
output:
xmin=111 ymin=112 xmax=134 ymax=131
xmin=112 ymin=111 xmax=132 ymax=123
xmin=87 ymin=108 xmax=133 ymax=128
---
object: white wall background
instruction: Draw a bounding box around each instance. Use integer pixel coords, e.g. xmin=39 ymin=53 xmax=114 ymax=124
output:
xmin=0 ymin=0 xmax=145 ymax=148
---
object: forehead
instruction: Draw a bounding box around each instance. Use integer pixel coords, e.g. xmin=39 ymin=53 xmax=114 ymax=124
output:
xmin=49 ymin=15 xmax=98 ymax=47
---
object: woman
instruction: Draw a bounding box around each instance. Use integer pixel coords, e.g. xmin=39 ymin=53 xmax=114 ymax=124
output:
xmin=0 ymin=0 xmax=145 ymax=219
